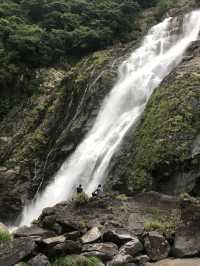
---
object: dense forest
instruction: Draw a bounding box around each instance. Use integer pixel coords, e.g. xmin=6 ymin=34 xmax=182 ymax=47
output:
xmin=0 ymin=0 xmax=168 ymax=92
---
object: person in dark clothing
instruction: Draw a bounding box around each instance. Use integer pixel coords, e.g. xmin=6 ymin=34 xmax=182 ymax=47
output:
xmin=77 ymin=184 xmax=83 ymax=194
xmin=92 ymin=184 xmax=102 ymax=197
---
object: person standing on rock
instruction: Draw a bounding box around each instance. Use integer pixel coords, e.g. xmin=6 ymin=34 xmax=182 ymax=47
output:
xmin=76 ymin=184 xmax=83 ymax=194
xmin=92 ymin=184 xmax=103 ymax=197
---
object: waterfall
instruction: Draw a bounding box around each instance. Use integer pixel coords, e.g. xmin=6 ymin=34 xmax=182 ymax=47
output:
xmin=18 ymin=10 xmax=200 ymax=227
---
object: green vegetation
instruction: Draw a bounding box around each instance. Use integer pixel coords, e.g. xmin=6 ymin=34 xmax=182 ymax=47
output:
xmin=0 ymin=230 xmax=12 ymax=244
xmin=18 ymin=263 xmax=27 ymax=266
xmin=156 ymin=0 xmax=174 ymax=17
xmin=0 ymin=0 xmax=143 ymax=95
xmin=116 ymin=194 xmax=128 ymax=201
xmin=0 ymin=0 xmax=179 ymax=121
xmin=73 ymin=192 xmax=89 ymax=207
xmin=127 ymin=73 xmax=200 ymax=191
xmin=52 ymin=256 xmax=101 ymax=266
xmin=144 ymin=207 xmax=181 ymax=234
xmin=0 ymin=0 xmax=154 ymax=122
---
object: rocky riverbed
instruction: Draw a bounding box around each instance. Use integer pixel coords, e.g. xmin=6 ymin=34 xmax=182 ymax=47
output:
xmin=1 ymin=192 xmax=200 ymax=266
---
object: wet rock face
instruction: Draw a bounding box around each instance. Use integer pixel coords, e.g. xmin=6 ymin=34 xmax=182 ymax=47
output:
xmin=108 ymin=38 xmax=200 ymax=195
xmin=0 ymin=46 xmax=124 ymax=221
xmin=0 ymin=168 xmax=23 ymax=222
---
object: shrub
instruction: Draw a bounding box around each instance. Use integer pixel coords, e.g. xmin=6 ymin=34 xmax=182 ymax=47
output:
xmin=52 ymin=256 xmax=101 ymax=266
xmin=144 ymin=208 xmax=181 ymax=234
xmin=116 ymin=194 xmax=128 ymax=201
xmin=0 ymin=230 xmax=12 ymax=244
xmin=144 ymin=219 xmax=169 ymax=233
xmin=73 ymin=192 xmax=89 ymax=207
xmin=156 ymin=0 xmax=174 ymax=18
xmin=0 ymin=0 xmax=143 ymax=94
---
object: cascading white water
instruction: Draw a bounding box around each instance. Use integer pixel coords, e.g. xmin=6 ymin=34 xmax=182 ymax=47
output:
xmin=18 ymin=10 xmax=200 ymax=226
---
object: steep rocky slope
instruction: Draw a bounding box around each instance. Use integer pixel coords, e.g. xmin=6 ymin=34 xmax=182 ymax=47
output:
xmin=0 ymin=46 xmax=127 ymax=222
xmin=109 ymin=36 xmax=200 ymax=195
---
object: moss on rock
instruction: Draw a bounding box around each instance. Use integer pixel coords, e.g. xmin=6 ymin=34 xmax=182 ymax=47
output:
xmin=119 ymin=40 xmax=200 ymax=194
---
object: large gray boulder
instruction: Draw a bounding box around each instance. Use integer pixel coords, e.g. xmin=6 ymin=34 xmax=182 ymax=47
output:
xmin=27 ymin=254 xmax=50 ymax=266
xmin=173 ymin=225 xmax=200 ymax=257
xmin=81 ymin=227 xmax=101 ymax=244
xmin=173 ymin=197 xmax=200 ymax=257
xmin=41 ymin=235 xmax=66 ymax=246
xmin=82 ymin=242 xmax=118 ymax=262
xmin=103 ymin=230 xmax=133 ymax=245
xmin=133 ymin=255 xmax=150 ymax=266
xmin=14 ymin=225 xmax=55 ymax=239
xmin=144 ymin=231 xmax=170 ymax=261
xmin=107 ymin=253 xmax=133 ymax=265
xmin=145 ymin=258 xmax=200 ymax=266
xmin=119 ymin=238 xmax=143 ymax=256
xmin=0 ymin=238 xmax=36 ymax=266
xmin=42 ymin=239 xmax=82 ymax=257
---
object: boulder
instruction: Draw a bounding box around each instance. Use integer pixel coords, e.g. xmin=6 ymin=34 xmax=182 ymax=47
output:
xmin=145 ymin=258 xmax=200 ymax=266
xmin=41 ymin=235 xmax=66 ymax=246
xmin=81 ymin=227 xmax=101 ymax=244
xmin=173 ymin=197 xmax=200 ymax=257
xmin=107 ymin=253 xmax=133 ymax=265
xmin=42 ymin=239 xmax=82 ymax=257
xmin=133 ymin=255 xmax=150 ymax=265
xmin=59 ymin=219 xmax=86 ymax=233
xmin=103 ymin=230 xmax=133 ymax=245
xmin=0 ymin=238 xmax=36 ymax=266
xmin=144 ymin=231 xmax=170 ymax=261
xmin=119 ymin=238 xmax=143 ymax=256
xmin=14 ymin=225 xmax=55 ymax=239
xmin=82 ymin=242 xmax=118 ymax=262
xmin=65 ymin=231 xmax=80 ymax=241
xmin=27 ymin=254 xmax=50 ymax=266
xmin=173 ymin=225 xmax=200 ymax=257
xmin=40 ymin=208 xmax=86 ymax=234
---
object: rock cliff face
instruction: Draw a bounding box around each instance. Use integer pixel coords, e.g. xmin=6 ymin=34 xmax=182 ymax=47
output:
xmin=109 ymin=37 xmax=200 ymax=195
xmin=0 ymin=47 xmax=126 ymax=222
xmin=0 ymin=0 xmax=200 ymax=223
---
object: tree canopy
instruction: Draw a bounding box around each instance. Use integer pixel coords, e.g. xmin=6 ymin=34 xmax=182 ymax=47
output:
xmin=0 ymin=0 xmax=160 ymax=94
